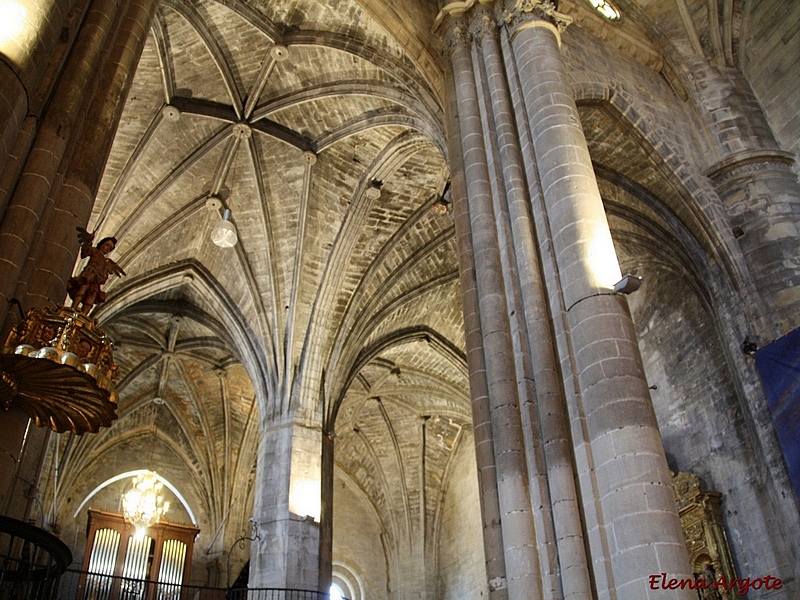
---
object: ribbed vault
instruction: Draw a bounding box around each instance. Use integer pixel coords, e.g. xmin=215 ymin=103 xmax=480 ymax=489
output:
xmin=51 ymin=0 xmax=466 ymax=584
xmin=40 ymin=0 xmax=784 ymax=593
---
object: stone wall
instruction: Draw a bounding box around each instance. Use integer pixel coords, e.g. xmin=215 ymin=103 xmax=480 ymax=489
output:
xmin=332 ymin=470 xmax=389 ymax=599
xmin=436 ymin=430 xmax=487 ymax=600
xmin=560 ymin=21 xmax=800 ymax=596
xmin=624 ymin=254 xmax=791 ymax=588
xmin=743 ymin=0 xmax=800 ymax=176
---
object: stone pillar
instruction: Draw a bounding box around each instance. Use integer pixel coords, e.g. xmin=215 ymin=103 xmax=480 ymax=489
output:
xmin=23 ymin=0 xmax=160 ymax=311
xmin=681 ymin=62 xmax=800 ymax=336
xmin=469 ymin=10 xmax=561 ymax=599
xmin=0 ymin=0 xmax=73 ymax=194
xmin=445 ymin=59 xmax=508 ymax=600
xmin=504 ymin=3 xmax=693 ymax=598
xmin=0 ymin=0 xmax=122 ymax=328
xmin=0 ymin=0 xmax=122 ymax=521
xmin=318 ymin=429 xmax=334 ymax=593
xmin=442 ymin=15 xmax=542 ymax=600
xmin=249 ymin=416 xmax=321 ymax=591
xmin=470 ymin=6 xmax=593 ymax=600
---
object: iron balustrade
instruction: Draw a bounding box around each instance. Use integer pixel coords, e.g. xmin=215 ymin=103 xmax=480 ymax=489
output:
xmin=0 ymin=516 xmax=342 ymax=600
xmin=0 ymin=516 xmax=73 ymax=600
xmin=56 ymin=570 xmax=340 ymax=600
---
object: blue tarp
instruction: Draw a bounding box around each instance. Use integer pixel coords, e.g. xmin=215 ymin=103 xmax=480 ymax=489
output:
xmin=755 ymin=327 xmax=800 ymax=503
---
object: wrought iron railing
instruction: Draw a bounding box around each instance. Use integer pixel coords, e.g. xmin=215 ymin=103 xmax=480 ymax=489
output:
xmin=0 ymin=516 xmax=73 ymax=600
xmin=0 ymin=515 xmax=340 ymax=600
xmin=56 ymin=570 xmax=338 ymax=600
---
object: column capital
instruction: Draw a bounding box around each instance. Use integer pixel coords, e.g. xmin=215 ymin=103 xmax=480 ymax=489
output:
xmin=499 ymin=0 xmax=573 ymax=45
xmin=704 ymin=148 xmax=796 ymax=183
xmin=440 ymin=16 xmax=472 ymax=61
xmin=469 ymin=4 xmax=498 ymax=45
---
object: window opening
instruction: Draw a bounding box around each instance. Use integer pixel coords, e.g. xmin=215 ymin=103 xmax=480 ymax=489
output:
xmin=587 ymin=0 xmax=620 ymax=20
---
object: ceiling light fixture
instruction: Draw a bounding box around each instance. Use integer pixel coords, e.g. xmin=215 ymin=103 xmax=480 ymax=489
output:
xmin=211 ymin=207 xmax=238 ymax=248
xmin=122 ymin=470 xmax=170 ymax=532
xmin=122 ymin=400 xmax=169 ymax=532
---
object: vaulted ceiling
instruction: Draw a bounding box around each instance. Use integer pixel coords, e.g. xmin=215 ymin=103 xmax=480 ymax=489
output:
xmin=56 ymin=0 xmax=465 ymax=565
xmin=49 ymin=0 xmax=778 ymax=578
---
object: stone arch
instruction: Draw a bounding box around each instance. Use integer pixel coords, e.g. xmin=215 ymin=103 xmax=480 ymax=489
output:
xmin=72 ymin=470 xmax=197 ymax=524
xmin=332 ymin=561 xmax=366 ymax=600
xmin=572 ymin=82 xmax=766 ymax=324
xmin=95 ymin=259 xmax=271 ymax=408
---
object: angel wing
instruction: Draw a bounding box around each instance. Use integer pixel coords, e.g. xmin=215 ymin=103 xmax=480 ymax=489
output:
xmin=107 ymin=258 xmax=126 ymax=278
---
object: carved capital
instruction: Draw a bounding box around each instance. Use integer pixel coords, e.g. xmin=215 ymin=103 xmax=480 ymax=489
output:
xmin=441 ymin=17 xmax=472 ymax=61
xmin=469 ymin=5 xmax=497 ymax=45
xmin=499 ymin=0 xmax=573 ymax=43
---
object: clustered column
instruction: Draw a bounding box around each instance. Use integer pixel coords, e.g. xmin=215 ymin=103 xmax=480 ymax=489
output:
xmin=0 ymin=0 xmax=123 ymax=328
xmin=693 ymin=63 xmax=800 ymax=338
xmin=439 ymin=1 xmax=694 ymax=598
xmin=444 ymin=55 xmax=509 ymax=600
xmin=443 ymin=15 xmax=543 ymax=600
xmin=24 ymin=0 xmax=160 ymax=313
xmin=471 ymin=7 xmax=593 ymax=600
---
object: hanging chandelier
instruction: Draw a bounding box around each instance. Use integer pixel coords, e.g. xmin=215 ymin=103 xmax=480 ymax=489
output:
xmin=0 ymin=228 xmax=124 ymax=434
xmin=122 ymin=471 xmax=170 ymax=530
xmin=1 ymin=305 xmax=119 ymax=433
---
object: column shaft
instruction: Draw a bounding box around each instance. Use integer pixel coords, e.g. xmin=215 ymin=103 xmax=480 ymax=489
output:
xmin=509 ymin=14 xmax=693 ymax=599
xmin=470 ymin=13 xmax=560 ymax=600
xmin=0 ymin=0 xmax=122 ymax=327
xmin=0 ymin=0 xmax=73 ymax=191
xmin=445 ymin=17 xmax=542 ymax=600
xmin=692 ymin=62 xmax=800 ymax=336
xmin=24 ymin=0 xmax=159 ymax=311
xmin=475 ymin=13 xmax=593 ymax=600
xmin=445 ymin=62 xmax=509 ymax=600
xmin=250 ymin=416 xmax=321 ymax=590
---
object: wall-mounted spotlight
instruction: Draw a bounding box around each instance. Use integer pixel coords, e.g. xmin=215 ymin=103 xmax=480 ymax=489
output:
xmin=613 ymin=274 xmax=642 ymax=294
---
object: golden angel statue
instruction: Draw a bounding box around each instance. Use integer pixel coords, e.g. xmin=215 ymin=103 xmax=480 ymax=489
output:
xmin=66 ymin=228 xmax=126 ymax=314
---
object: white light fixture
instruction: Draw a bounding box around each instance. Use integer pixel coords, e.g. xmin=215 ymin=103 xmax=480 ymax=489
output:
xmin=122 ymin=470 xmax=170 ymax=530
xmin=613 ymin=274 xmax=643 ymax=294
xmin=211 ymin=208 xmax=238 ymax=248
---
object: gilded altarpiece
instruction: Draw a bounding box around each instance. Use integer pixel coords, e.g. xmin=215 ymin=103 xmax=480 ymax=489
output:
xmin=672 ymin=471 xmax=738 ymax=599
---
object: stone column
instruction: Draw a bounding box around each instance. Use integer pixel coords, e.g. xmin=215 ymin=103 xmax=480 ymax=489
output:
xmin=318 ymin=429 xmax=334 ymax=593
xmin=23 ymin=0 xmax=160 ymax=311
xmin=0 ymin=0 xmax=74 ymax=193
xmin=504 ymin=3 xmax=693 ymax=598
xmin=0 ymin=0 xmax=122 ymax=520
xmin=469 ymin=10 xmax=560 ymax=599
xmin=443 ymin=15 xmax=542 ymax=600
xmin=0 ymin=0 xmax=122 ymax=328
xmin=249 ymin=415 xmax=322 ymax=591
xmin=444 ymin=60 xmax=508 ymax=600
xmin=686 ymin=62 xmax=800 ymax=337
xmin=470 ymin=6 xmax=593 ymax=600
